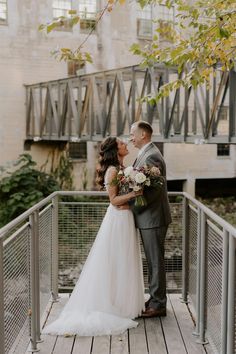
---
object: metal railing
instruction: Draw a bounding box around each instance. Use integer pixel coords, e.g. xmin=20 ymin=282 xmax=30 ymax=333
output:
xmin=0 ymin=191 xmax=235 ymax=353
xmin=182 ymin=195 xmax=236 ymax=354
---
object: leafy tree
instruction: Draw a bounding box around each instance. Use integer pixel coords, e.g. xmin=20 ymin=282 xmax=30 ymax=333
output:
xmin=131 ymin=0 xmax=236 ymax=101
xmin=0 ymin=154 xmax=59 ymax=227
xmin=40 ymin=0 xmax=236 ymax=102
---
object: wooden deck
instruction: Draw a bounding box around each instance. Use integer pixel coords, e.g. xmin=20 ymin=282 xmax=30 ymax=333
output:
xmin=34 ymin=293 xmax=214 ymax=354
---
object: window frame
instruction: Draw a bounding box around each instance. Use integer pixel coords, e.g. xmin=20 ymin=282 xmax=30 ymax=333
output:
xmin=68 ymin=141 xmax=88 ymax=160
xmin=217 ymin=143 xmax=230 ymax=157
xmin=136 ymin=3 xmax=153 ymax=39
xmin=78 ymin=0 xmax=97 ymax=33
xmin=0 ymin=0 xmax=8 ymax=25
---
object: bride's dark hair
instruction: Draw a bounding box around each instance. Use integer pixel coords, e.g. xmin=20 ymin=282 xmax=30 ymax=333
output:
xmin=96 ymin=137 xmax=120 ymax=190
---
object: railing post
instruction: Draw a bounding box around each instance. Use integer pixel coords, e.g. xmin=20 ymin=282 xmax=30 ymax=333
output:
xmin=221 ymin=229 xmax=229 ymax=354
xmin=29 ymin=213 xmax=39 ymax=352
xmin=182 ymin=196 xmax=189 ymax=303
xmin=226 ymin=234 xmax=235 ymax=354
xmin=52 ymin=195 xmax=59 ymax=301
xmin=197 ymin=210 xmax=208 ymax=344
xmin=34 ymin=211 xmax=41 ymax=343
xmin=193 ymin=207 xmax=201 ymax=337
xmin=0 ymin=239 xmax=5 ymax=354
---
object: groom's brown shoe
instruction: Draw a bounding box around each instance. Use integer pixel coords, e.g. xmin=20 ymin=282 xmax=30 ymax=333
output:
xmin=142 ymin=307 xmax=166 ymax=318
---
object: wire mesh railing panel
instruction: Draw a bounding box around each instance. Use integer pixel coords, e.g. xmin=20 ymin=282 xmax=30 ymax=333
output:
xmin=39 ymin=206 xmax=52 ymax=317
xmin=58 ymin=198 xmax=183 ymax=291
xmin=58 ymin=202 xmax=108 ymax=288
xmin=3 ymin=225 xmax=30 ymax=354
xmin=188 ymin=205 xmax=198 ymax=308
xmin=206 ymin=221 xmax=223 ymax=354
xmin=165 ymin=200 xmax=183 ymax=291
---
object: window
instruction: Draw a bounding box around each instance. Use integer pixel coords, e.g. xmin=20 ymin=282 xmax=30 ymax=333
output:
xmin=156 ymin=4 xmax=174 ymax=22
xmin=137 ymin=4 xmax=152 ymax=39
xmin=0 ymin=0 xmax=7 ymax=24
xmin=156 ymin=4 xmax=174 ymax=42
xmin=217 ymin=144 xmax=230 ymax=157
xmin=53 ymin=0 xmax=72 ymax=19
xmin=79 ymin=0 xmax=97 ymax=32
xmin=69 ymin=142 xmax=87 ymax=159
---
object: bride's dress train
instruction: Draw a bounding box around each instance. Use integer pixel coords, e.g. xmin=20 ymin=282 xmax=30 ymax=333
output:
xmin=42 ymin=204 xmax=145 ymax=336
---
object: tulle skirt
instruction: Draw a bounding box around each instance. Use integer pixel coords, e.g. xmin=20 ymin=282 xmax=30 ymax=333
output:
xmin=42 ymin=204 xmax=145 ymax=336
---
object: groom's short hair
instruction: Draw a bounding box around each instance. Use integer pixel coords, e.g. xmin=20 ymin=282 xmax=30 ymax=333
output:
xmin=136 ymin=121 xmax=153 ymax=136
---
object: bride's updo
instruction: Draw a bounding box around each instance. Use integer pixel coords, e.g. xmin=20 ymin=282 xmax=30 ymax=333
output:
xmin=96 ymin=137 xmax=120 ymax=190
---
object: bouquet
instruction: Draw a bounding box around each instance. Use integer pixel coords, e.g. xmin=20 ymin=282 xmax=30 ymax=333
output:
xmin=113 ymin=165 xmax=164 ymax=208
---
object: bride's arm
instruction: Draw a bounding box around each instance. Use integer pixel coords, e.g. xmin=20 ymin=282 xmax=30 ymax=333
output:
xmin=106 ymin=167 xmax=139 ymax=206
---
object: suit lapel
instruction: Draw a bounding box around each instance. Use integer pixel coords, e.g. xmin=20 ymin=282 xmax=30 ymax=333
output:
xmin=134 ymin=143 xmax=154 ymax=168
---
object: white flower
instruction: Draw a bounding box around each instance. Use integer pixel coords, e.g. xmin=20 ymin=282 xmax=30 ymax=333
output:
xmin=145 ymin=178 xmax=151 ymax=186
xmin=118 ymin=170 xmax=123 ymax=175
xmin=133 ymin=185 xmax=141 ymax=191
xmin=124 ymin=166 xmax=134 ymax=177
xmin=135 ymin=172 xmax=146 ymax=184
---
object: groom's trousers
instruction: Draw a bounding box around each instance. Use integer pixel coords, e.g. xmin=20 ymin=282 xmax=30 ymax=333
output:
xmin=139 ymin=226 xmax=168 ymax=310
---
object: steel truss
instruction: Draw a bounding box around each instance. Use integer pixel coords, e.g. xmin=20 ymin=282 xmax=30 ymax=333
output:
xmin=25 ymin=64 xmax=236 ymax=143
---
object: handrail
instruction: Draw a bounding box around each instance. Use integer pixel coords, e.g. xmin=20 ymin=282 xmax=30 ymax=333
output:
xmin=183 ymin=192 xmax=236 ymax=237
xmin=0 ymin=191 xmax=235 ymax=353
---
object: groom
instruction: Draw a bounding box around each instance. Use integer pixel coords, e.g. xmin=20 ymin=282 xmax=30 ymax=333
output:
xmin=129 ymin=121 xmax=172 ymax=317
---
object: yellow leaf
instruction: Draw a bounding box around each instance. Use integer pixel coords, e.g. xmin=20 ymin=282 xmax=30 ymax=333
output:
xmin=119 ymin=0 xmax=126 ymax=4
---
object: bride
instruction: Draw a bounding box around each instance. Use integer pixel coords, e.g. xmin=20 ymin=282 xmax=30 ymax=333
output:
xmin=42 ymin=137 xmax=145 ymax=336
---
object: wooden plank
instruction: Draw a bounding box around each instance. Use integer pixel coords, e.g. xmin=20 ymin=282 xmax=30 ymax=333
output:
xmin=92 ymin=335 xmax=110 ymax=354
xmin=110 ymin=331 xmax=129 ymax=354
xmin=135 ymin=70 xmax=148 ymax=121
xmin=117 ymin=72 xmax=131 ymax=127
xmin=37 ymin=295 xmax=69 ymax=354
xmin=106 ymin=77 xmax=117 ymax=133
xmin=161 ymin=295 xmax=187 ymax=353
xmin=36 ymin=333 xmax=56 ymax=354
xmin=72 ymin=336 xmax=93 ymax=354
xmin=129 ymin=319 xmax=148 ymax=354
xmin=91 ymin=76 xmax=103 ymax=133
xmin=169 ymin=293 xmax=206 ymax=354
xmin=48 ymin=83 xmax=59 ymax=132
xmin=52 ymin=335 xmax=75 ymax=354
xmin=145 ymin=318 xmax=167 ymax=354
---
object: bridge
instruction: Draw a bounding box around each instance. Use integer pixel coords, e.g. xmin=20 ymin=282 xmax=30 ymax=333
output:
xmin=0 ymin=191 xmax=235 ymax=353
xmin=25 ymin=64 xmax=236 ymax=144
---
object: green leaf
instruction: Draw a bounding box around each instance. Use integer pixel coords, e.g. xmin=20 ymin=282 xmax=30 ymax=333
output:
xmin=68 ymin=9 xmax=77 ymax=15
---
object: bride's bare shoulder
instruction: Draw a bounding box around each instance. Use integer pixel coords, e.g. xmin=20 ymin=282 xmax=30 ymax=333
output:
xmin=105 ymin=166 xmax=118 ymax=184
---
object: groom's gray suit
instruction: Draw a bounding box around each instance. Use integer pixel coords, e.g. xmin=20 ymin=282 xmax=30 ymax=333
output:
xmin=132 ymin=142 xmax=172 ymax=310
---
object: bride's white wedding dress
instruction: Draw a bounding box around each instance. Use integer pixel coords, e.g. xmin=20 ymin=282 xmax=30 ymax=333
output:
xmin=42 ymin=169 xmax=145 ymax=336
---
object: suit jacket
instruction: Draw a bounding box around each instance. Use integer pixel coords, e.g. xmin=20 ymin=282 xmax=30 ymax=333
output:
xmin=131 ymin=142 xmax=172 ymax=229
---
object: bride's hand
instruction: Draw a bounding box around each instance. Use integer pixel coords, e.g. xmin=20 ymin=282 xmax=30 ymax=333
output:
xmin=132 ymin=189 xmax=143 ymax=197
